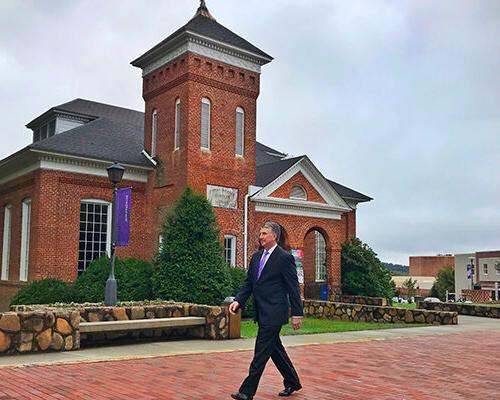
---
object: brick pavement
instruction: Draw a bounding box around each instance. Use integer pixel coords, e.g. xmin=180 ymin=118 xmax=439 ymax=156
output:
xmin=0 ymin=331 xmax=499 ymax=400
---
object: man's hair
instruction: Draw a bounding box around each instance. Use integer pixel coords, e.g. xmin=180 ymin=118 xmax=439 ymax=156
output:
xmin=262 ymin=221 xmax=281 ymax=242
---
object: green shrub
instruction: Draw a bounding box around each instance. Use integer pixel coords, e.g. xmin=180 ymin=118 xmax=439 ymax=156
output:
xmin=153 ymin=187 xmax=232 ymax=305
xmin=341 ymin=238 xmax=394 ymax=300
xmin=10 ymin=279 xmax=74 ymax=306
xmin=74 ymin=256 xmax=154 ymax=303
xmin=431 ymin=265 xmax=455 ymax=300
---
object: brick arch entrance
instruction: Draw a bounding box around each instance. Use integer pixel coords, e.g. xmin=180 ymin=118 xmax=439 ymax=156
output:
xmin=302 ymin=228 xmax=330 ymax=300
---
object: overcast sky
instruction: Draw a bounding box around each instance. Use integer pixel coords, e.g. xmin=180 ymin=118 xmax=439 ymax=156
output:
xmin=1 ymin=0 xmax=499 ymax=264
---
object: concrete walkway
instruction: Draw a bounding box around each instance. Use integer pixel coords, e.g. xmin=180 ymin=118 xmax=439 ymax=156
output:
xmin=1 ymin=315 xmax=498 ymax=368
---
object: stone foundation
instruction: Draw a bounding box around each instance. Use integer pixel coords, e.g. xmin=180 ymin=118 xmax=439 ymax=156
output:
xmin=303 ymin=300 xmax=457 ymax=325
xmin=418 ymin=301 xmax=500 ymax=319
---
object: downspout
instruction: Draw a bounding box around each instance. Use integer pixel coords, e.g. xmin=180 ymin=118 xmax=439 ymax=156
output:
xmin=244 ymin=185 xmax=261 ymax=269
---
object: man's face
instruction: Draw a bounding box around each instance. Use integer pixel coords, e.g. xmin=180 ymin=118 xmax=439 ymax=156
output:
xmin=259 ymin=227 xmax=277 ymax=250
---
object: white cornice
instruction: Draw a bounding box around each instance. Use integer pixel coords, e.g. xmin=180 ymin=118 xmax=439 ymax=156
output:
xmin=253 ymin=197 xmax=343 ymax=220
xmin=142 ymin=32 xmax=266 ymax=76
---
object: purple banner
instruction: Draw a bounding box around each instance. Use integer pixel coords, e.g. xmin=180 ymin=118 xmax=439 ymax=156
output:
xmin=115 ymin=187 xmax=131 ymax=246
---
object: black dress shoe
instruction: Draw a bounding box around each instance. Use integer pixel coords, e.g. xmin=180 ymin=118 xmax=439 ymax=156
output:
xmin=278 ymin=384 xmax=303 ymax=397
xmin=231 ymin=392 xmax=253 ymax=400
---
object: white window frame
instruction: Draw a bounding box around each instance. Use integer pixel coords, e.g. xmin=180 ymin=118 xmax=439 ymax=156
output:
xmin=151 ymin=109 xmax=158 ymax=157
xmin=19 ymin=199 xmax=31 ymax=282
xmin=290 ymin=185 xmax=307 ymax=201
xmin=315 ymin=230 xmax=327 ymax=282
xmin=235 ymin=107 xmax=245 ymax=157
xmin=78 ymin=199 xmax=112 ymax=275
xmin=174 ymin=98 xmax=181 ymax=150
xmin=201 ymin=97 xmax=211 ymax=150
xmin=1 ymin=204 xmax=12 ymax=281
xmin=224 ymin=235 xmax=237 ymax=267
xmin=483 ymin=263 xmax=488 ymax=275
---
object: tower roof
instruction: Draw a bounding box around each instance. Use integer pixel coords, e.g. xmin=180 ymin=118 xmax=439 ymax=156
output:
xmin=131 ymin=2 xmax=272 ymax=72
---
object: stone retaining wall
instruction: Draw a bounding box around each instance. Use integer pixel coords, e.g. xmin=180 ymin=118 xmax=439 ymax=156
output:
xmin=0 ymin=310 xmax=80 ymax=355
xmin=418 ymin=301 xmax=500 ymax=319
xmin=331 ymin=295 xmax=388 ymax=306
xmin=303 ymin=300 xmax=457 ymax=325
xmin=3 ymin=302 xmax=228 ymax=355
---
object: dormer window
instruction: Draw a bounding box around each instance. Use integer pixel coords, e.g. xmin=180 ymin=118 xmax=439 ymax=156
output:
xmin=290 ymin=185 xmax=307 ymax=201
xmin=33 ymin=119 xmax=56 ymax=143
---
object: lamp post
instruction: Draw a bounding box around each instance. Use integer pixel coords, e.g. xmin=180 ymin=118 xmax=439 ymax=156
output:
xmin=105 ymin=162 xmax=125 ymax=306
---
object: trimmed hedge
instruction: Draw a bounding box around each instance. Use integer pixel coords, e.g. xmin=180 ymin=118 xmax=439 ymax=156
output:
xmin=74 ymin=257 xmax=154 ymax=303
xmin=10 ymin=279 xmax=75 ymax=305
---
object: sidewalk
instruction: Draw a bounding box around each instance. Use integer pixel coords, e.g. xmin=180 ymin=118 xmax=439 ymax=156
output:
xmin=0 ymin=318 xmax=499 ymax=399
xmin=1 ymin=315 xmax=498 ymax=368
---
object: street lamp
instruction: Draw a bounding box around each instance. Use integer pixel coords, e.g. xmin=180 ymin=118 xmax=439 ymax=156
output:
xmin=105 ymin=162 xmax=125 ymax=306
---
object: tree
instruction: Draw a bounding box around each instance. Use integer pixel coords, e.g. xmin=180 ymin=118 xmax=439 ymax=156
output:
xmin=153 ymin=187 xmax=232 ymax=305
xmin=431 ymin=265 xmax=455 ymax=301
xmin=402 ymin=277 xmax=418 ymax=301
xmin=341 ymin=238 xmax=394 ymax=299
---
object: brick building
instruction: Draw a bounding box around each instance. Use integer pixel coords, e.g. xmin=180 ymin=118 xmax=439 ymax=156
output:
xmin=409 ymin=255 xmax=455 ymax=277
xmin=0 ymin=2 xmax=371 ymax=309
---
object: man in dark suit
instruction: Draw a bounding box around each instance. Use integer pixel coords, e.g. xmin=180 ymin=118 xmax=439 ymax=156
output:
xmin=229 ymin=221 xmax=304 ymax=400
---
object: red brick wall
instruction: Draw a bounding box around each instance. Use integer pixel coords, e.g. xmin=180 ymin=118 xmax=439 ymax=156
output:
xmin=270 ymin=172 xmax=326 ymax=203
xmin=409 ymin=256 xmax=455 ymax=277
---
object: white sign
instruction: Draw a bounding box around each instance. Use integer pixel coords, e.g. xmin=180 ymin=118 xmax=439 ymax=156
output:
xmin=207 ymin=185 xmax=238 ymax=209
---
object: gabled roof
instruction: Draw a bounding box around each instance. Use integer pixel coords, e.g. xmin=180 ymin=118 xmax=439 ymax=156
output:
xmin=254 ymin=144 xmax=372 ymax=203
xmin=131 ymin=10 xmax=272 ymax=69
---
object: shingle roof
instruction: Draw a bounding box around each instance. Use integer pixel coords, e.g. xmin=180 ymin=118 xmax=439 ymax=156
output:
xmin=256 ymin=142 xmax=287 ymax=166
xmin=131 ymin=13 xmax=272 ymax=68
xmin=30 ymin=117 xmax=150 ymax=167
xmin=327 ymin=179 xmax=372 ymax=202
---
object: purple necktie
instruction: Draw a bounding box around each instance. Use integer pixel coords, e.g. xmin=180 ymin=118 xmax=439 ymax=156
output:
xmin=256 ymin=251 xmax=270 ymax=280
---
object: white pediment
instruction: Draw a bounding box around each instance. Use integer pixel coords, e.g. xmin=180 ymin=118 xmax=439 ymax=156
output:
xmin=252 ymin=157 xmax=351 ymax=219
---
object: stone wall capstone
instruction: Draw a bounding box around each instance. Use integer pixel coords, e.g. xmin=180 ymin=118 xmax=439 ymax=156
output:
xmin=417 ymin=301 xmax=500 ymax=319
xmin=331 ymin=295 xmax=387 ymax=306
xmin=303 ymin=300 xmax=457 ymax=325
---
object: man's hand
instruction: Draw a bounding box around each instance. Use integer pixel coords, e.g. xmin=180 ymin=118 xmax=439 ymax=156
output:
xmin=291 ymin=316 xmax=301 ymax=330
xmin=229 ymin=301 xmax=240 ymax=315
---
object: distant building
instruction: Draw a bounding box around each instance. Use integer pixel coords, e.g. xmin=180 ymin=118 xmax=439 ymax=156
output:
xmin=455 ymin=251 xmax=500 ymax=302
xmin=409 ymin=255 xmax=454 ymax=277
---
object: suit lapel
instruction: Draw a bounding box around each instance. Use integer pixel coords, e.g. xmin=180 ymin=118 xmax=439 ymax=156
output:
xmin=253 ymin=250 xmax=264 ymax=281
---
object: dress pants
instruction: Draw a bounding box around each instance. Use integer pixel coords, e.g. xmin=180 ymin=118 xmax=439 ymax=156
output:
xmin=239 ymin=324 xmax=301 ymax=396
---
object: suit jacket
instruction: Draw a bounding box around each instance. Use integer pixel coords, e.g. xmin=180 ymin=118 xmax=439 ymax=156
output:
xmin=235 ymin=245 xmax=303 ymax=326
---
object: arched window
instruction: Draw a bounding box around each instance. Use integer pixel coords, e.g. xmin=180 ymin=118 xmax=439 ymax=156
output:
xmin=151 ymin=109 xmax=158 ymax=157
xmin=235 ymin=107 xmax=244 ymax=156
xmin=290 ymin=185 xmax=307 ymax=200
xmin=315 ymin=231 xmax=327 ymax=282
xmin=201 ymin=97 xmax=211 ymax=150
xmin=174 ymin=98 xmax=181 ymax=150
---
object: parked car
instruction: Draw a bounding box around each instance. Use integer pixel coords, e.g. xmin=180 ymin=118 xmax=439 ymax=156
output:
xmin=423 ymin=297 xmax=441 ymax=303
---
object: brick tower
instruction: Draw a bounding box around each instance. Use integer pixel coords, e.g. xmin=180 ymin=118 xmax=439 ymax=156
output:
xmin=131 ymin=1 xmax=273 ymax=264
